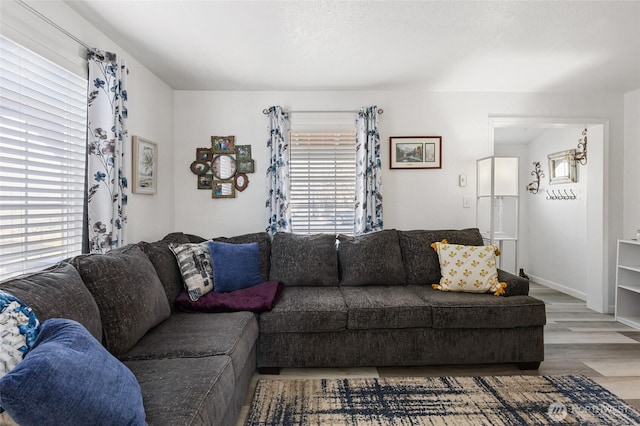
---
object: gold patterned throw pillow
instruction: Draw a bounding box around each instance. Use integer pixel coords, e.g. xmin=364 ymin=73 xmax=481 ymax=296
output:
xmin=430 ymin=240 xmax=507 ymax=296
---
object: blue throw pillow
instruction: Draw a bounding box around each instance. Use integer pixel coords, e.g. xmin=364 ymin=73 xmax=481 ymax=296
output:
xmin=208 ymin=241 xmax=263 ymax=293
xmin=0 ymin=318 xmax=146 ymax=426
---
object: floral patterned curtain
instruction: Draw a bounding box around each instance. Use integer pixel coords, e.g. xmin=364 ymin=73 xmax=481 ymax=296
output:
xmin=85 ymin=50 xmax=128 ymax=253
xmin=354 ymin=106 xmax=383 ymax=235
xmin=265 ymin=106 xmax=291 ymax=235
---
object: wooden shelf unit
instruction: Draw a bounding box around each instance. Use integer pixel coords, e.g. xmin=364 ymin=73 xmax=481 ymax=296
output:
xmin=615 ymin=240 xmax=640 ymax=329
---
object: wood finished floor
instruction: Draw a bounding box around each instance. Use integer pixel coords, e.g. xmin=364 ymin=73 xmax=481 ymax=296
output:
xmin=237 ymin=283 xmax=640 ymax=424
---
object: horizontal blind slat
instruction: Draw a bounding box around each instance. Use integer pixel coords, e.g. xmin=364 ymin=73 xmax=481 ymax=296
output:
xmin=289 ymin=130 xmax=356 ymax=235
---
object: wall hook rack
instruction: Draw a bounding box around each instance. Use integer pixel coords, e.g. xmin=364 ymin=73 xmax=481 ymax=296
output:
xmin=546 ymin=189 xmax=577 ymax=200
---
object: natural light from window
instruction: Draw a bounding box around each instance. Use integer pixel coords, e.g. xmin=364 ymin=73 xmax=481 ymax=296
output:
xmin=289 ymin=131 xmax=356 ymax=235
xmin=0 ymin=35 xmax=87 ymax=280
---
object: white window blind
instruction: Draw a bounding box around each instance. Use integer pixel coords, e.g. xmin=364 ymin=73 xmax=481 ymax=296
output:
xmin=290 ymin=131 xmax=356 ymax=235
xmin=0 ymin=35 xmax=87 ymax=280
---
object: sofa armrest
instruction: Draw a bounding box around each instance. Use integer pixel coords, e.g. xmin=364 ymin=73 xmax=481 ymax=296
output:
xmin=497 ymin=269 xmax=529 ymax=296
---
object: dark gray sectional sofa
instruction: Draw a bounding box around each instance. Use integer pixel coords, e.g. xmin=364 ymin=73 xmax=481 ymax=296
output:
xmin=258 ymin=229 xmax=545 ymax=371
xmin=0 ymin=228 xmax=546 ymax=425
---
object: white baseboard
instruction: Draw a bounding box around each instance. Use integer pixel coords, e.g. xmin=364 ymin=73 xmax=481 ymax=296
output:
xmin=528 ymin=274 xmax=587 ymax=301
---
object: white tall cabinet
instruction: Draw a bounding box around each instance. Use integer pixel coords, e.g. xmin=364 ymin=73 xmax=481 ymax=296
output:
xmin=615 ymin=240 xmax=640 ymax=329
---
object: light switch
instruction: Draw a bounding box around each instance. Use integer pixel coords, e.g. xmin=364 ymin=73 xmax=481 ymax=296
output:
xmin=463 ymin=197 xmax=471 ymax=208
xmin=459 ymin=174 xmax=467 ymax=187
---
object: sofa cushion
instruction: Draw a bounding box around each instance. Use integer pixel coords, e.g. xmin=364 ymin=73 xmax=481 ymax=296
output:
xmin=169 ymin=241 xmax=214 ymax=301
xmin=124 ymin=356 xmax=235 ymax=426
xmin=340 ymin=286 xmax=432 ymax=329
xmin=398 ymin=228 xmax=485 ymax=285
xmin=139 ymin=232 xmax=191 ymax=309
xmin=0 ymin=291 xmax=39 ymax=378
xmin=431 ymin=241 xmax=506 ymax=296
xmin=0 ymin=263 xmax=102 ymax=341
xmin=208 ymin=241 xmax=262 ymax=293
xmin=408 ymin=285 xmax=546 ymax=329
xmin=120 ymin=311 xmax=258 ymax=380
xmin=0 ymin=319 xmax=145 ymax=426
xmin=338 ymin=230 xmax=405 ymax=286
xmin=269 ymin=233 xmax=338 ymax=287
xmin=259 ymin=287 xmax=347 ymax=333
xmin=71 ymin=244 xmax=171 ymax=356
xmin=212 ymin=232 xmax=272 ymax=282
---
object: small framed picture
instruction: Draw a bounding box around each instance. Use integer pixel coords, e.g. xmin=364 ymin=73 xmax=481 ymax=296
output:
xmin=237 ymin=159 xmax=255 ymax=174
xmin=197 ymin=174 xmax=213 ymax=190
xmin=235 ymin=172 xmax=249 ymax=191
xmin=190 ymin=160 xmax=210 ymax=175
xmin=196 ymin=148 xmax=213 ymax=161
xmin=132 ymin=135 xmax=157 ymax=194
xmin=390 ymin=136 xmax=442 ymax=169
xmin=212 ymin=180 xmax=236 ymax=198
xmin=236 ymin=145 xmax=252 ymax=160
xmin=211 ymin=135 xmax=235 ymax=154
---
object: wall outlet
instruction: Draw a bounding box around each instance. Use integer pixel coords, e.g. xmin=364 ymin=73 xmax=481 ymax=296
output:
xmin=463 ymin=197 xmax=471 ymax=208
xmin=459 ymin=174 xmax=467 ymax=187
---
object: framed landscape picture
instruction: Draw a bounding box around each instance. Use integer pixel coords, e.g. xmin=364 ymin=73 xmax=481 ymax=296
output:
xmin=132 ymin=135 xmax=157 ymax=194
xmin=390 ymin=136 xmax=442 ymax=169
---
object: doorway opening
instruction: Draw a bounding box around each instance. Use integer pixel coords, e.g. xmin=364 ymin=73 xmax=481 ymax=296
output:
xmin=489 ymin=116 xmax=609 ymax=313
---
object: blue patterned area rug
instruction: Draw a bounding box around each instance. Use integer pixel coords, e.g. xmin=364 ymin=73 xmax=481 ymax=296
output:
xmin=245 ymin=375 xmax=640 ymax=425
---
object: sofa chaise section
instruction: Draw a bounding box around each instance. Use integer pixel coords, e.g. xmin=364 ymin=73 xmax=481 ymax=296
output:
xmin=0 ymin=238 xmax=259 ymax=426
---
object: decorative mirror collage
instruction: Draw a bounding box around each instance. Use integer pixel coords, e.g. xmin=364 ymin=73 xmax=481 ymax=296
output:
xmin=189 ymin=136 xmax=255 ymax=198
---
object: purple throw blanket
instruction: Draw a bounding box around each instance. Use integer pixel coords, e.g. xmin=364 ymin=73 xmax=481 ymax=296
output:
xmin=175 ymin=280 xmax=283 ymax=313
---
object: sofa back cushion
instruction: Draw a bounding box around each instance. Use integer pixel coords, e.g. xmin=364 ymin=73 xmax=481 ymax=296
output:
xmin=71 ymin=244 xmax=171 ymax=356
xmin=398 ymin=228 xmax=485 ymax=285
xmin=139 ymin=232 xmax=191 ymax=309
xmin=338 ymin=229 xmax=405 ymax=286
xmin=0 ymin=262 xmax=102 ymax=342
xmin=269 ymin=233 xmax=338 ymax=286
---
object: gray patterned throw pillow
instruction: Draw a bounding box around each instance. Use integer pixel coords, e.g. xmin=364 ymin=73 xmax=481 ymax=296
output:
xmin=169 ymin=242 xmax=214 ymax=301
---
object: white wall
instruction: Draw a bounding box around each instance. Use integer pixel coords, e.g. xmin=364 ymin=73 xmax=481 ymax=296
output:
xmin=527 ymin=128 xmax=588 ymax=298
xmin=623 ymin=89 xmax=640 ymax=239
xmin=174 ymin=91 xmax=624 ymax=309
xmin=1 ymin=0 xmax=175 ymax=244
xmin=2 ymin=1 xmax=634 ymax=310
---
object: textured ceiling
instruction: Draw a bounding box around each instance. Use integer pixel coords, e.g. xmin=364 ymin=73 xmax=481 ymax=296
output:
xmin=65 ymin=0 xmax=640 ymax=92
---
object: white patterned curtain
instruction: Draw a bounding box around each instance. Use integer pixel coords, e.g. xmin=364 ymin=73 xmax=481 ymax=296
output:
xmin=85 ymin=50 xmax=128 ymax=253
xmin=354 ymin=106 xmax=383 ymax=235
xmin=265 ymin=106 xmax=291 ymax=235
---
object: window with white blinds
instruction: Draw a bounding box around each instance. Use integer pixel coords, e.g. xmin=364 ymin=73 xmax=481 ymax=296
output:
xmin=289 ymin=131 xmax=356 ymax=235
xmin=0 ymin=35 xmax=87 ymax=280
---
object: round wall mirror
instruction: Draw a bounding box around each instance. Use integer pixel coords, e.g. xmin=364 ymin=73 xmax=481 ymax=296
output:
xmin=212 ymin=154 xmax=237 ymax=180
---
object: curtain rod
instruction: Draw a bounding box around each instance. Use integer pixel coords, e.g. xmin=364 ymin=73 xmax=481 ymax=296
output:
xmin=16 ymin=0 xmax=100 ymax=55
xmin=262 ymin=108 xmax=384 ymax=115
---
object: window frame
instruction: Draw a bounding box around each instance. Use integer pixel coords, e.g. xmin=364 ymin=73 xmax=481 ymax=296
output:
xmin=289 ymin=130 xmax=357 ymax=235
